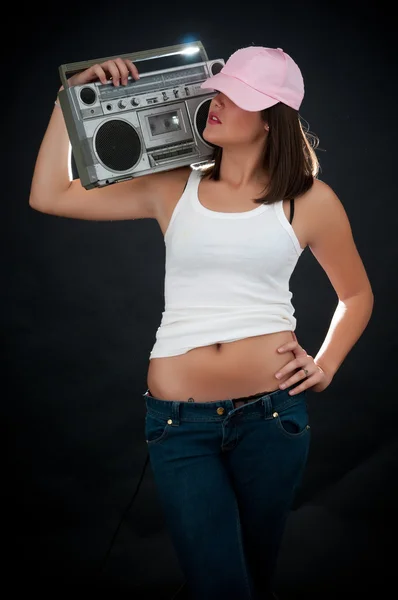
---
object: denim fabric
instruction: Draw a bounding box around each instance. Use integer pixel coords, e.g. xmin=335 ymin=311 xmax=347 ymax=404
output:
xmin=143 ymin=383 xmax=311 ymax=600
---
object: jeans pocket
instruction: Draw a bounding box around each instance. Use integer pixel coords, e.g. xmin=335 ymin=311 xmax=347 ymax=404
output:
xmin=145 ymin=412 xmax=170 ymax=446
xmin=275 ymin=392 xmax=310 ymax=439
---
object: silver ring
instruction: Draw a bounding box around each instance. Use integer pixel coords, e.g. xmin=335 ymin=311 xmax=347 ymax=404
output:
xmin=303 ymin=368 xmax=310 ymax=377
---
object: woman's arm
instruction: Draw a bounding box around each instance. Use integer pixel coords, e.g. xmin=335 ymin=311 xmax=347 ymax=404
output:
xmin=306 ymin=180 xmax=374 ymax=377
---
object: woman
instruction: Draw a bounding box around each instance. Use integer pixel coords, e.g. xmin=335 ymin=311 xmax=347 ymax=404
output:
xmin=29 ymin=46 xmax=374 ymax=599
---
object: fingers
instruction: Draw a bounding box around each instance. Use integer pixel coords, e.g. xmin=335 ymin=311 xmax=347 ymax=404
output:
xmin=103 ymin=61 xmax=121 ymax=85
xmin=280 ymin=367 xmax=322 ymax=395
xmin=124 ymin=59 xmax=140 ymax=81
xmin=68 ymin=57 xmax=140 ymax=88
xmin=277 ymin=340 xmax=298 ymax=352
xmin=112 ymin=58 xmax=130 ymax=86
xmin=89 ymin=59 xmax=140 ymax=86
xmin=277 ymin=364 xmax=308 ymax=387
xmin=90 ymin=64 xmax=108 ymax=85
xmin=275 ymin=360 xmax=301 ymax=379
xmin=275 ymin=352 xmax=308 ymax=380
xmin=104 ymin=58 xmax=140 ymax=86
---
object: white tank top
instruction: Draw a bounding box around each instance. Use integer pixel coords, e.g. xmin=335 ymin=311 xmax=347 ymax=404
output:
xmin=149 ymin=168 xmax=304 ymax=359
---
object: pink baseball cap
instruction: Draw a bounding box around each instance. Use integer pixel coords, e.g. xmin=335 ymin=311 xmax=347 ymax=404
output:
xmin=201 ymin=46 xmax=304 ymax=112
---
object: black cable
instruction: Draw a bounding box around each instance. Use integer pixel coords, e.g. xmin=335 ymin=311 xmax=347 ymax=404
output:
xmin=169 ymin=580 xmax=187 ymax=599
xmin=99 ymin=449 xmax=188 ymax=599
xmin=97 ymin=449 xmax=278 ymax=599
xmin=99 ymin=452 xmax=150 ymax=573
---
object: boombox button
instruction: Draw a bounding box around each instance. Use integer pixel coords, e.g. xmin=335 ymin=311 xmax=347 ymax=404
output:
xmin=131 ymin=98 xmax=140 ymax=106
xmin=118 ymin=100 xmax=127 ymax=109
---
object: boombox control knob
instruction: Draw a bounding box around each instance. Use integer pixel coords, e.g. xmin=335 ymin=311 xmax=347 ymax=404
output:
xmin=118 ymin=100 xmax=127 ymax=109
xmin=131 ymin=98 xmax=140 ymax=106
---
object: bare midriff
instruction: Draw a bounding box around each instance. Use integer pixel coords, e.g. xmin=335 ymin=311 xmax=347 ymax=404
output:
xmin=146 ymin=330 xmax=298 ymax=402
xmin=147 ymin=167 xmax=313 ymax=403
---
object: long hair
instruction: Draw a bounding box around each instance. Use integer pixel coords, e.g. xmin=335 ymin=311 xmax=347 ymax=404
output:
xmin=199 ymin=102 xmax=321 ymax=205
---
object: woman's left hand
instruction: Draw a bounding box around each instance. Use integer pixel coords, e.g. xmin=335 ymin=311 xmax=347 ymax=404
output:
xmin=274 ymin=333 xmax=333 ymax=395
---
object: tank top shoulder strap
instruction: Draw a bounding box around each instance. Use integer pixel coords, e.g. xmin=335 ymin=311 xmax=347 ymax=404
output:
xmin=184 ymin=167 xmax=201 ymax=191
xmin=176 ymin=167 xmax=201 ymax=207
xmin=164 ymin=168 xmax=201 ymax=240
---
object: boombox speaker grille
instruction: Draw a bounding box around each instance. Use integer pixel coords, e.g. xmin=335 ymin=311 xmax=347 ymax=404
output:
xmin=196 ymin=99 xmax=217 ymax=148
xmin=95 ymin=120 xmax=141 ymax=171
xmin=211 ymin=61 xmax=223 ymax=75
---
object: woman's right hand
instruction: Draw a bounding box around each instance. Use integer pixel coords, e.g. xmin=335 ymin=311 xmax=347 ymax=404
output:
xmin=66 ymin=58 xmax=140 ymax=88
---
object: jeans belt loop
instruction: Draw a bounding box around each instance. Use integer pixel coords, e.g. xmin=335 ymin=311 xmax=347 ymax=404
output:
xmin=171 ymin=401 xmax=181 ymax=426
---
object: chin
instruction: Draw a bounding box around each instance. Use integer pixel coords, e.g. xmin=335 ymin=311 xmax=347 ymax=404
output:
xmin=203 ymin=124 xmax=222 ymax=146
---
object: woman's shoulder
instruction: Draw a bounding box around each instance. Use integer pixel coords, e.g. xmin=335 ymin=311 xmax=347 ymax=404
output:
xmin=146 ymin=165 xmax=192 ymax=204
xmin=300 ymin=176 xmax=349 ymax=247
xmin=293 ymin=177 xmax=341 ymax=239
xmin=308 ymin=177 xmax=336 ymax=198
xmin=151 ymin=165 xmax=192 ymax=186
xmin=298 ymin=177 xmax=339 ymax=211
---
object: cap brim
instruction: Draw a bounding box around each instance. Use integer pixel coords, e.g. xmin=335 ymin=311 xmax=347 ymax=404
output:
xmin=201 ymin=73 xmax=279 ymax=112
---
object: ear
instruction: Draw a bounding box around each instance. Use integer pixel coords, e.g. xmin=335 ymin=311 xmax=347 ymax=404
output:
xmin=264 ymin=123 xmax=269 ymax=132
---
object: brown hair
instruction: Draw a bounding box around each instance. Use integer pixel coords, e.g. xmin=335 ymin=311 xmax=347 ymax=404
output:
xmin=199 ymin=102 xmax=321 ymax=205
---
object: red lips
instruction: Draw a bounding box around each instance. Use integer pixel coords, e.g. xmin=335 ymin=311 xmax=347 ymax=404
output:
xmin=208 ymin=111 xmax=222 ymax=124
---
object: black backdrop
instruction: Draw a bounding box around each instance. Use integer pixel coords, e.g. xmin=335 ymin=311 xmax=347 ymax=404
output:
xmin=3 ymin=1 xmax=397 ymax=598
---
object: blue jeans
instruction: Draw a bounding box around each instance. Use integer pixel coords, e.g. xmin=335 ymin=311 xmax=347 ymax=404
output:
xmin=143 ymin=384 xmax=311 ymax=600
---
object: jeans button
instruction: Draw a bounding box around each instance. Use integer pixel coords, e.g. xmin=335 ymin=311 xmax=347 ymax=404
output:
xmin=217 ymin=407 xmax=225 ymax=415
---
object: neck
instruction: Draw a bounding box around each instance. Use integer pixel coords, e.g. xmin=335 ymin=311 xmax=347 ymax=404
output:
xmin=218 ymin=143 xmax=268 ymax=189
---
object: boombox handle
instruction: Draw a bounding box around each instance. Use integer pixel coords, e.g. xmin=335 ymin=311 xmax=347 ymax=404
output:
xmin=58 ymin=41 xmax=209 ymax=88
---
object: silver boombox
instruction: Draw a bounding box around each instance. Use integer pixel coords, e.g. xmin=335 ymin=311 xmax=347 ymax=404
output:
xmin=57 ymin=41 xmax=224 ymax=189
